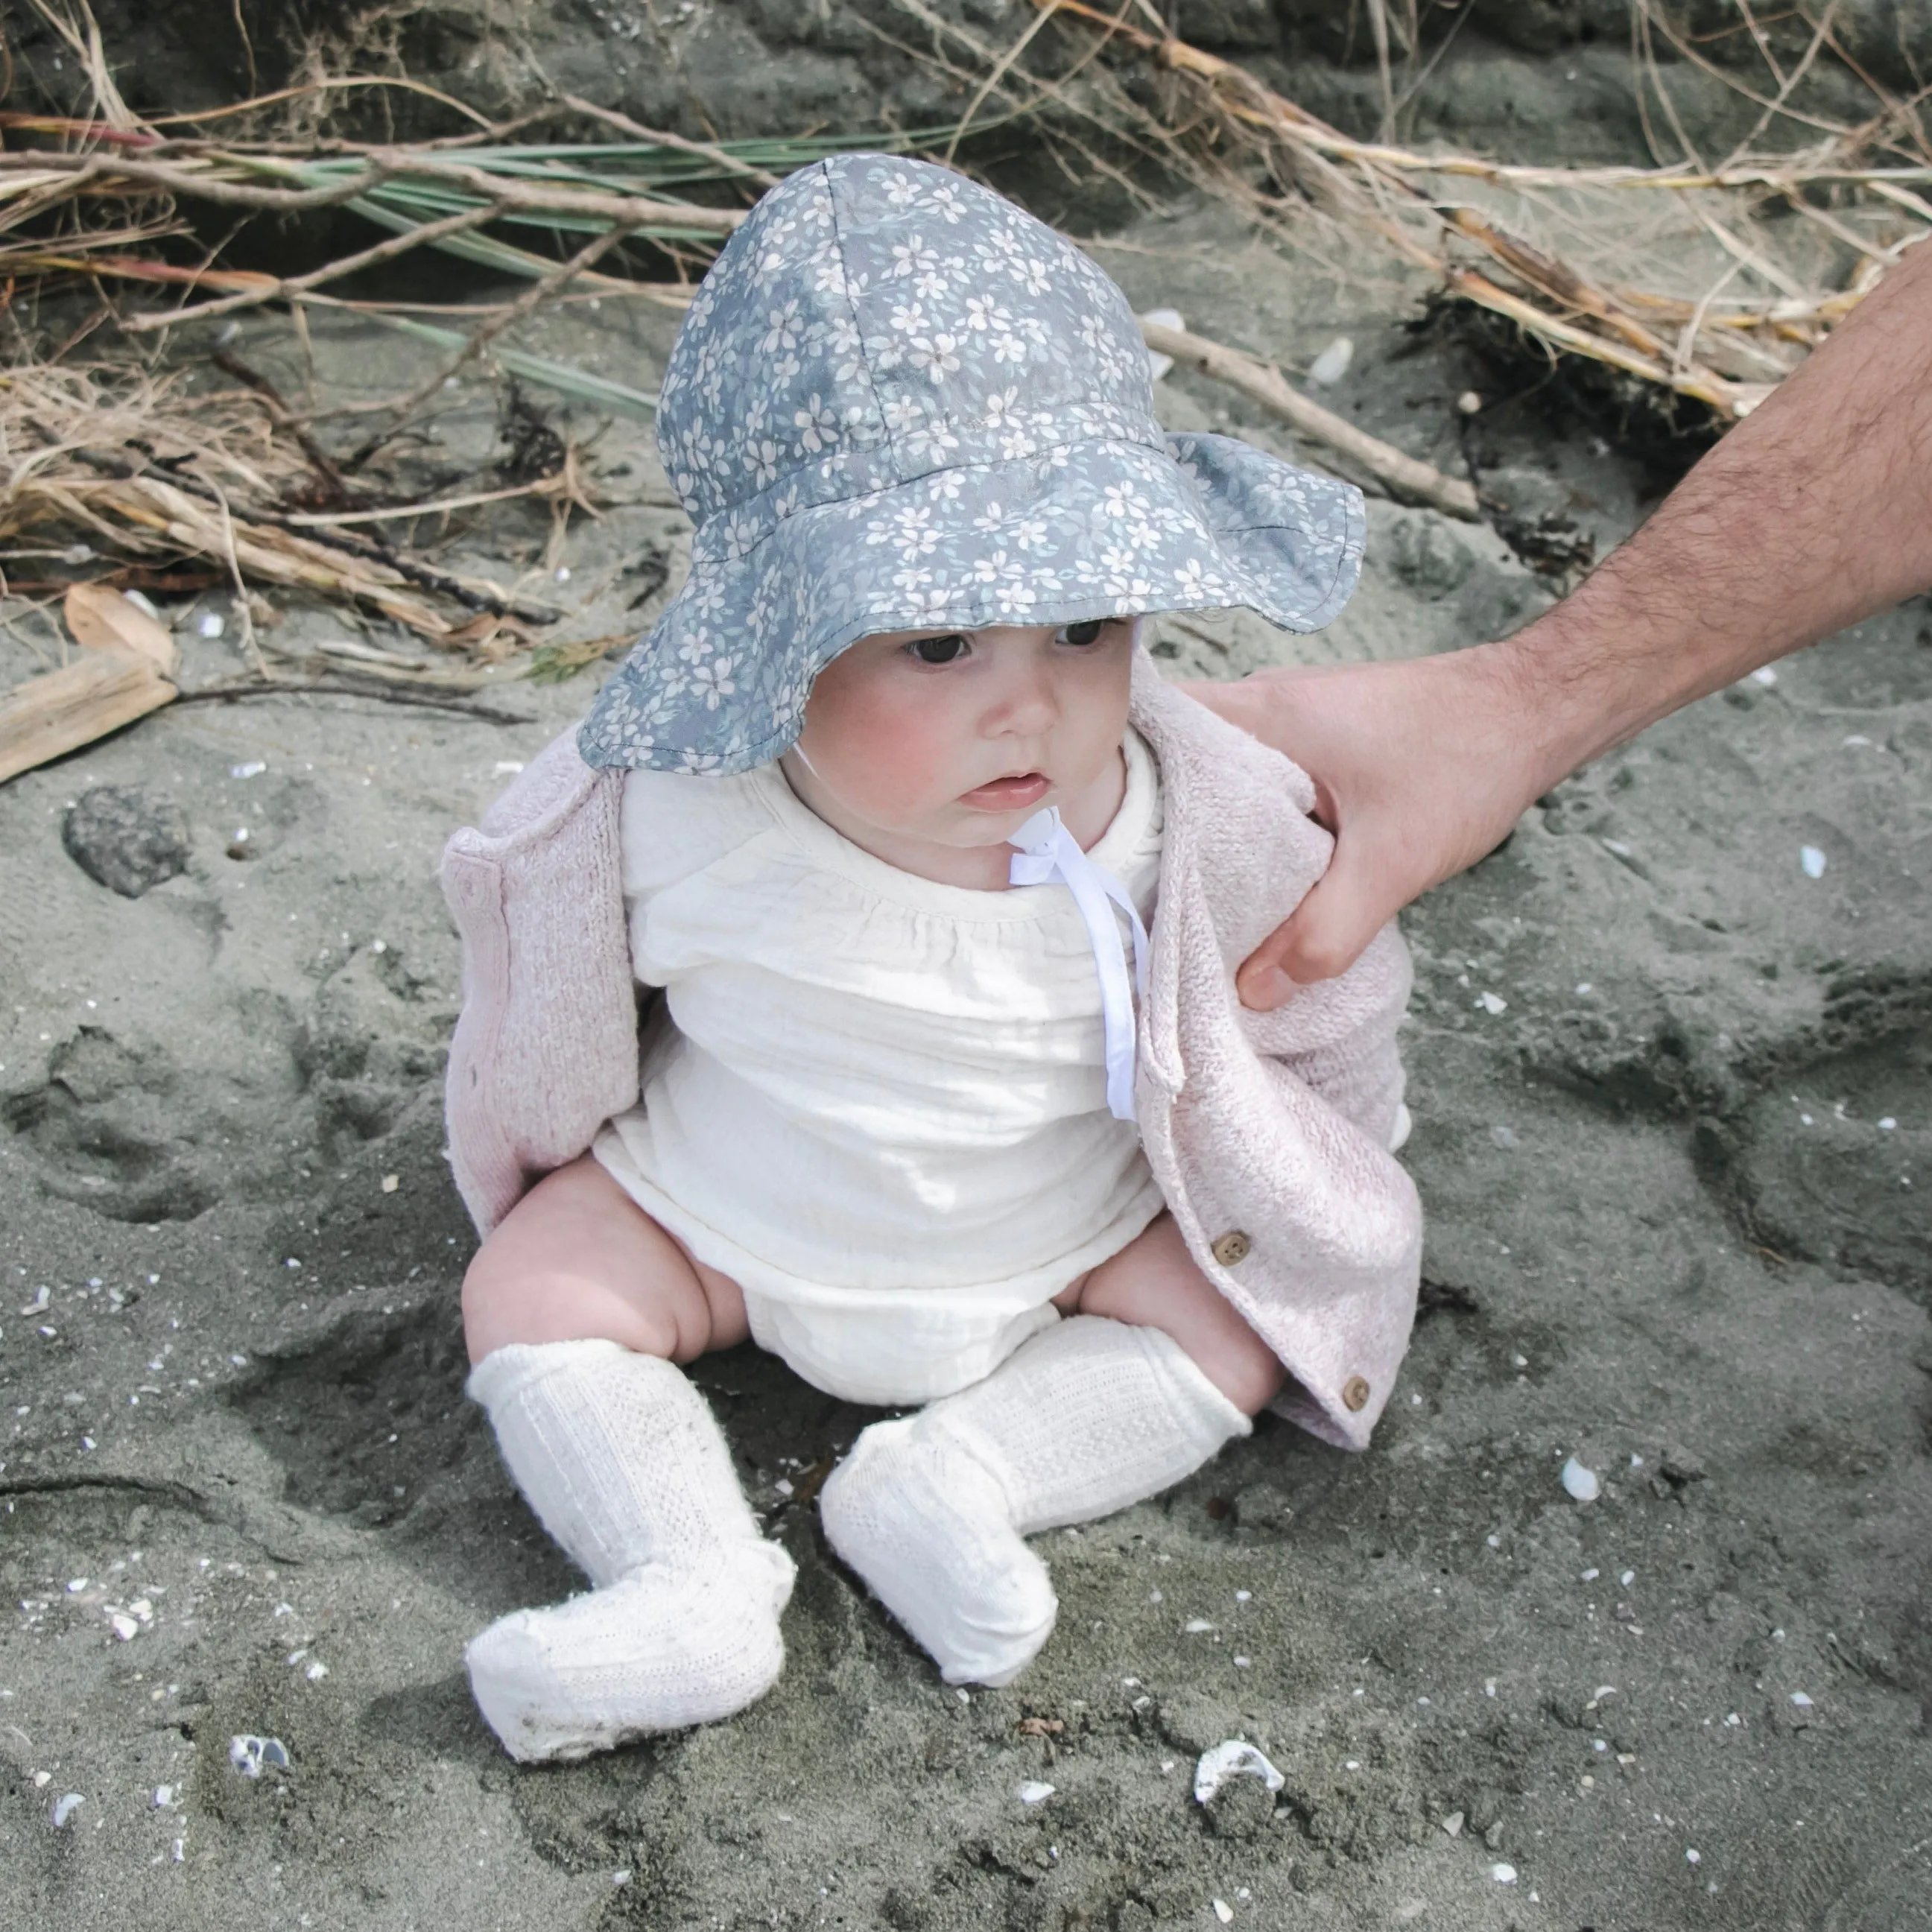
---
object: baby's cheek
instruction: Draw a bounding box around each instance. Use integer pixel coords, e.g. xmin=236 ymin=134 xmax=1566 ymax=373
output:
xmin=815 ymin=687 xmax=963 ymax=822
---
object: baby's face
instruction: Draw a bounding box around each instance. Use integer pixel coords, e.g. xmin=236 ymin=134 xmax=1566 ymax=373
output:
xmin=783 ymin=618 xmax=1136 ymax=857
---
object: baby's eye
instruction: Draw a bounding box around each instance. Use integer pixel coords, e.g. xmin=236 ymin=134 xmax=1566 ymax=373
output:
xmin=1057 ymin=618 xmax=1108 ymax=647
xmin=905 ymin=632 xmax=970 ymax=665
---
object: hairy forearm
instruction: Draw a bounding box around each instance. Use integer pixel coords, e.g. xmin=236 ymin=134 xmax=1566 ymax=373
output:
xmin=1488 ymin=237 xmax=1932 ymax=791
xmin=1176 ymin=242 xmax=1932 ymax=995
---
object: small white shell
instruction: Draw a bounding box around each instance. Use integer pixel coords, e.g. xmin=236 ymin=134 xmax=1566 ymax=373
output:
xmin=1193 ymin=1740 xmax=1285 ymax=1806
xmin=228 ymin=1734 xmax=290 ymax=1778
xmin=1491 ymin=1862 xmax=1518 ymax=1883
xmin=1138 ymin=307 xmax=1185 ymax=381
xmin=1561 ymin=1457 xmax=1600 ymax=1502
xmin=1016 ymin=1781 xmax=1055 ymax=1806
xmin=1308 ymin=336 xmax=1355 ymax=386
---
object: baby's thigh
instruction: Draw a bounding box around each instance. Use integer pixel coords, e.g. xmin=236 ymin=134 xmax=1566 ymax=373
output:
xmin=460 ymin=1154 xmax=749 ymax=1365
xmin=1068 ymin=1213 xmax=1285 ymax=1415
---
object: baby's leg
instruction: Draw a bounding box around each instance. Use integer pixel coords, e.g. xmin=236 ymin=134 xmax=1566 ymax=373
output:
xmin=461 ymin=1151 xmax=749 ymax=1364
xmin=820 ymin=1214 xmax=1258 ymax=1688
xmin=459 ymin=1156 xmax=790 ymax=1761
xmin=1062 ymin=1211 xmax=1287 ymax=1413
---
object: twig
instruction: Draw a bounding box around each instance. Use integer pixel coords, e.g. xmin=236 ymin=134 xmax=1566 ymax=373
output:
xmin=201 ymin=475 xmax=267 ymax=675
xmin=119 ymin=196 xmax=513 ymax=333
xmin=0 ymin=148 xmax=748 ymax=234
xmin=278 ymin=479 xmax=586 ymax=528
xmin=555 ymin=95 xmax=781 ymax=187
xmin=210 ymin=349 xmax=353 ymax=498
xmin=174 ymin=675 xmax=533 ymax=723
xmin=1138 ymin=318 xmax=1480 ymax=520
xmin=381 ymin=215 xmax=651 ymax=425
xmin=945 ymin=1 xmax=1061 ymax=163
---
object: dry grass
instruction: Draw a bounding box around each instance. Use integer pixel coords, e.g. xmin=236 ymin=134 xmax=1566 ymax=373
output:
xmin=894 ymin=0 xmax=1932 ymax=422
xmin=5 ymin=0 xmax=1927 ymax=745
xmin=0 ymin=358 xmax=592 ymax=682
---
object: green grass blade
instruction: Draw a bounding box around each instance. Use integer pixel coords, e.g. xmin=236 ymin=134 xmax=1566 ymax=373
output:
xmin=352 ymin=311 xmax=661 ymax=417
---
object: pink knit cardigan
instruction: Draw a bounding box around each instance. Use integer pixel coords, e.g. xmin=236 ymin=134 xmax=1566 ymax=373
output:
xmin=440 ymin=653 xmax=1421 ymax=1449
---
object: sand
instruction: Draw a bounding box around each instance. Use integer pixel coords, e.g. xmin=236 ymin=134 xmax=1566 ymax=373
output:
xmin=4 ymin=191 xmax=1931 ymax=1932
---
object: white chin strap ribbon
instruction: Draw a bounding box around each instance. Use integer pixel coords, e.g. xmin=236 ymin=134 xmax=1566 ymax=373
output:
xmin=1007 ymin=806 xmax=1149 ymax=1123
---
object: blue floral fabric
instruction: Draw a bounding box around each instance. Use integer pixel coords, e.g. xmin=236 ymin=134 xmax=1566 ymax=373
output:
xmin=580 ymin=153 xmax=1364 ymax=775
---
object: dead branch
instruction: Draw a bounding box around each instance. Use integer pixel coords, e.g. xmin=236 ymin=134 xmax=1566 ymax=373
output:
xmin=1139 ymin=319 xmax=1480 ymax=519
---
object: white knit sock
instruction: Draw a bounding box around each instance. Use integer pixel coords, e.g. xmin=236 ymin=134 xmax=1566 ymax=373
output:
xmin=464 ymin=1340 xmax=794 ymax=1761
xmin=819 ymin=1315 xmax=1250 ymax=1687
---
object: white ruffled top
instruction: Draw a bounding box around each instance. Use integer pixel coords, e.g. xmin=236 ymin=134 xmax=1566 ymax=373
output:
xmin=593 ymin=729 xmax=1166 ymax=1404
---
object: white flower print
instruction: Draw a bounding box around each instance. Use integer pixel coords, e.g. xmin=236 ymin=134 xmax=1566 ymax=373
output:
xmin=980 ymin=386 xmax=1021 ymax=426
xmin=794 ymin=393 xmax=837 ymax=454
xmin=888 ymin=505 xmax=939 ymax=559
xmin=888 ymin=238 xmax=938 ymax=282
xmin=1012 ymin=255 xmax=1053 ymax=296
xmin=581 ymin=152 xmax=1362 ymax=776
xmin=909 ymin=332 xmax=962 ymax=381
xmin=903 ymin=422 xmax=962 ymax=463
xmin=761 ymin=300 xmax=802 ymax=353
xmin=688 ymin=656 xmax=736 ymax=709
xmin=744 ymin=438 xmax=782 ymax=488
xmin=1170 ymin=556 xmax=1219 ymax=601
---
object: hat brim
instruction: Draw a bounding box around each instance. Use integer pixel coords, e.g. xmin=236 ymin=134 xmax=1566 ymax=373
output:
xmin=579 ymin=432 xmax=1364 ymax=775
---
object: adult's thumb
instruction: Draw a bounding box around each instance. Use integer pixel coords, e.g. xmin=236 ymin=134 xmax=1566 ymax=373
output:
xmin=1235 ymin=841 xmax=1396 ymax=1009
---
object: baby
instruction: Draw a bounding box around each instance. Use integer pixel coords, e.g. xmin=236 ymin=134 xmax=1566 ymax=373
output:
xmin=442 ymin=154 xmax=1422 ymax=1763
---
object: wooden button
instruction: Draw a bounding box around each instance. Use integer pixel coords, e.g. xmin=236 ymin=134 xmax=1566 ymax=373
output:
xmin=1209 ymin=1229 xmax=1251 ymax=1268
xmin=1341 ymin=1375 xmax=1371 ymax=1413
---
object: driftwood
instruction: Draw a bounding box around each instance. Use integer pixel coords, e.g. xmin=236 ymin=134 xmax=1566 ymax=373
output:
xmin=1140 ymin=320 xmax=1480 ymax=521
xmin=0 ymin=584 xmax=180 ymax=785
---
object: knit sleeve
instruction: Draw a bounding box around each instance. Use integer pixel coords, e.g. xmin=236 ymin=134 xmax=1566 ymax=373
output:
xmin=1235 ymin=922 xmax=1412 ymax=1150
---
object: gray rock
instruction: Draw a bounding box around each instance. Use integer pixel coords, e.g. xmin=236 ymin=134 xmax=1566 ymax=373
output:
xmin=61 ymin=786 xmax=190 ymax=898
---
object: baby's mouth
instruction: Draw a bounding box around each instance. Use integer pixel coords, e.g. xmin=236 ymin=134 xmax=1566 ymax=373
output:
xmin=959 ymin=770 xmax=1051 ymax=811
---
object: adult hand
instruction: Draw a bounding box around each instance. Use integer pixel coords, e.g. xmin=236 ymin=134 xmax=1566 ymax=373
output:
xmin=1194 ymin=235 xmax=1932 ymax=1011
xmin=1188 ymin=649 xmax=1543 ymax=1008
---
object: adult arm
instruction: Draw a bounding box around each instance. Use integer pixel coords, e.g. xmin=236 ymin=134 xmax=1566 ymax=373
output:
xmin=1191 ymin=236 xmax=1932 ymax=1010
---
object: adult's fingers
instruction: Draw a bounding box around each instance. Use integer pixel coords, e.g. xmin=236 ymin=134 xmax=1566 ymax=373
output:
xmin=1235 ymin=826 xmax=1404 ymax=1009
